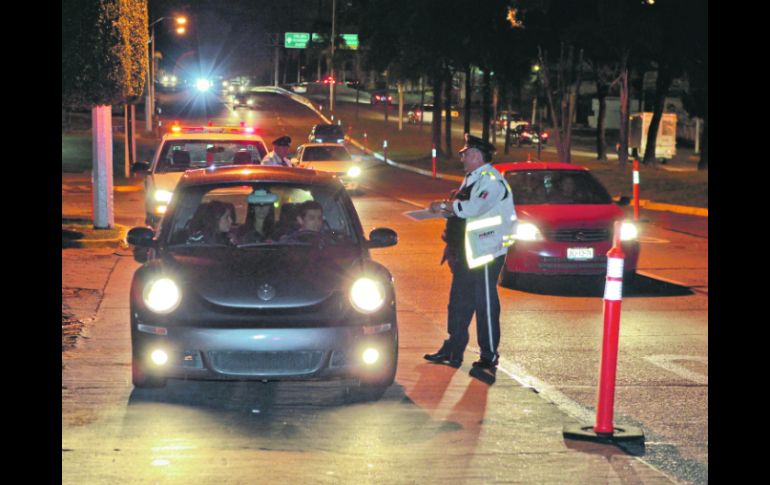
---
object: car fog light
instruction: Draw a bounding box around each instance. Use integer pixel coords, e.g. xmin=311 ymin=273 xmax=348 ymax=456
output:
xmin=620 ymin=222 xmax=638 ymax=241
xmin=347 ymin=166 xmax=361 ymax=178
xmin=350 ymin=278 xmax=385 ymax=313
xmin=362 ymin=348 xmax=380 ymax=365
xmin=151 ymin=349 xmax=168 ymax=366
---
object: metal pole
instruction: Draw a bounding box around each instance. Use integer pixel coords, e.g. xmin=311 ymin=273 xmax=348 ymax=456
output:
xmin=124 ymin=105 xmax=130 ymax=178
xmin=146 ymin=24 xmax=155 ymax=132
xmin=329 ymin=0 xmax=336 ymax=112
xmin=274 ymin=34 xmax=279 ymax=87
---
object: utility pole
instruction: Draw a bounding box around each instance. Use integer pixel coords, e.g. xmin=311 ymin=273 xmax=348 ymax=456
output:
xmin=329 ymin=0 xmax=336 ymax=112
xmin=274 ymin=33 xmax=280 ymax=87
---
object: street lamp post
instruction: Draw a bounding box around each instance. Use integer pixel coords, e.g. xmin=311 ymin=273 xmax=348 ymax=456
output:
xmin=329 ymin=0 xmax=336 ymax=113
xmin=145 ymin=16 xmax=186 ymax=132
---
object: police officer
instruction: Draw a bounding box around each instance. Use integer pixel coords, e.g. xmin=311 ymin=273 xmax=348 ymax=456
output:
xmin=262 ymin=135 xmax=293 ymax=166
xmin=424 ymin=134 xmax=517 ymax=384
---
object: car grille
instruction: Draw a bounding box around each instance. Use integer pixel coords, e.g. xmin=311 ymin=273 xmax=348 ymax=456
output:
xmin=539 ymin=256 xmax=608 ymax=272
xmin=546 ymin=228 xmax=610 ymax=242
xmin=208 ymin=350 xmax=325 ymax=376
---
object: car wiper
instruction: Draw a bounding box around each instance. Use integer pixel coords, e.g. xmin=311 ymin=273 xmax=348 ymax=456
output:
xmin=168 ymin=242 xmax=233 ymax=248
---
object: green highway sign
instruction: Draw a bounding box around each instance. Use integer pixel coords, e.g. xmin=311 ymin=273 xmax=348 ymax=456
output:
xmin=341 ymin=34 xmax=359 ymax=50
xmin=285 ymin=32 xmax=310 ymax=49
xmin=310 ymin=33 xmax=359 ymax=49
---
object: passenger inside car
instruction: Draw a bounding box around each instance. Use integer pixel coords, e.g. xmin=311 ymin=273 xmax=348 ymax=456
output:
xmin=187 ymin=200 xmax=236 ymax=245
xmin=232 ymin=189 xmax=277 ymax=244
xmin=280 ymin=200 xmax=325 ymax=241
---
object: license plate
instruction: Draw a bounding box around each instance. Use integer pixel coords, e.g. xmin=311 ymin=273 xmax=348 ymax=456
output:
xmin=567 ymin=247 xmax=594 ymax=260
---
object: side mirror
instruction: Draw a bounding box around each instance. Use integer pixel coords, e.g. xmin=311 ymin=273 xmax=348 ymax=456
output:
xmin=132 ymin=161 xmax=151 ymax=173
xmin=616 ymin=196 xmax=631 ymax=206
xmin=127 ymin=227 xmax=157 ymax=248
xmin=367 ymin=228 xmax=398 ymax=248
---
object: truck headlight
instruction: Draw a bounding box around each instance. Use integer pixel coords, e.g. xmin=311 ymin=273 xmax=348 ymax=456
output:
xmin=143 ymin=278 xmax=181 ymax=314
xmin=350 ymin=278 xmax=385 ymax=314
xmin=513 ymin=222 xmax=544 ymax=241
xmin=154 ymin=189 xmax=173 ymax=203
xmin=620 ymin=222 xmax=639 ymax=241
xmin=347 ymin=166 xmax=361 ymax=178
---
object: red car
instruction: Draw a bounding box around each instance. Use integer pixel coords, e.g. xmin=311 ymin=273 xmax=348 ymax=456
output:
xmin=495 ymin=162 xmax=640 ymax=287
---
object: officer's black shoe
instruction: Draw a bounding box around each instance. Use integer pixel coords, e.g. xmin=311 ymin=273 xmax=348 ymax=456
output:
xmin=470 ymin=359 xmax=497 ymax=384
xmin=424 ymin=347 xmax=463 ymax=368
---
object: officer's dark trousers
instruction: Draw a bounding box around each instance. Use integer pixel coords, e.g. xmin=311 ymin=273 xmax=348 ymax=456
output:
xmin=445 ymin=254 xmax=505 ymax=363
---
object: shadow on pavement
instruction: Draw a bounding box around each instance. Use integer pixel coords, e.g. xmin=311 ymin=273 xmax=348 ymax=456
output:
xmin=502 ymin=273 xmax=694 ymax=298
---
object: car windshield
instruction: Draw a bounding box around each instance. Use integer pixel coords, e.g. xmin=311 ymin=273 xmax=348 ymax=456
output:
xmin=164 ymin=182 xmax=360 ymax=248
xmin=302 ymin=146 xmax=352 ymax=161
xmin=313 ymin=125 xmax=344 ymax=136
xmin=504 ymin=170 xmax=613 ymax=205
xmin=156 ymin=140 xmax=268 ymax=173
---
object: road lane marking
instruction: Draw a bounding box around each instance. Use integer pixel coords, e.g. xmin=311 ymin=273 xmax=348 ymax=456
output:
xmin=638 ymin=236 xmax=670 ymax=244
xmin=644 ymin=355 xmax=708 ymax=385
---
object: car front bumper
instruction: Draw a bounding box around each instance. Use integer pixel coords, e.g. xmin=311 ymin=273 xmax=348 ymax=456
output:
xmin=131 ymin=322 xmax=397 ymax=383
xmin=505 ymin=240 xmax=640 ymax=275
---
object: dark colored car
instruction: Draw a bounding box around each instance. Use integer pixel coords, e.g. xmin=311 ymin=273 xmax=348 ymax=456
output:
xmin=127 ymin=166 xmax=399 ymax=401
xmin=494 ymin=162 xmax=640 ymax=287
xmin=370 ymin=90 xmax=393 ymax=105
xmin=308 ymin=123 xmax=347 ymax=144
xmin=510 ymin=124 xmax=549 ymax=146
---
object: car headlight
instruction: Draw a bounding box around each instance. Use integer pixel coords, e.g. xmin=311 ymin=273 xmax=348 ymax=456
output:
xmin=350 ymin=278 xmax=385 ymax=314
xmin=620 ymin=222 xmax=639 ymax=241
xmin=154 ymin=189 xmax=173 ymax=203
xmin=247 ymin=99 xmax=254 ymax=105
xmin=143 ymin=278 xmax=181 ymax=314
xmin=513 ymin=222 xmax=544 ymax=241
xmin=347 ymin=166 xmax=361 ymax=178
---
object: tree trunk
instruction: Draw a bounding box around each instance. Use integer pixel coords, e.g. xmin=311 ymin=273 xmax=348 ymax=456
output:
xmin=432 ymin=75 xmax=443 ymax=157
xmin=420 ymin=76 xmax=425 ymax=131
xmin=698 ymin=106 xmax=708 ymax=170
xmin=444 ymin=69 xmax=453 ymax=158
xmin=595 ymin=74 xmax=609 ymax=161
xmin=643 ymin=65 xmax=673 ymax=166
xmin=617 ymin=63 xmax=630 ymax=168
xmin=464 ymin=64 xmax=472 ymax=134
xmin=482 ymin=68 xmax=491 ymax=143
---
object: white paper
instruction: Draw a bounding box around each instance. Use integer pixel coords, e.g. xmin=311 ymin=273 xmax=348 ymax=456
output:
xmin=403 ymin=209 xmax=447 ymax=221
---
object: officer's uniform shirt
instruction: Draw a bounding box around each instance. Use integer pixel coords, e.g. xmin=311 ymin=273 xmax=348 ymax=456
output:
xmin=261 ymin=151 xmax=292 ymax=167
xmin=451 ymin=163 xmax=516 ymax=260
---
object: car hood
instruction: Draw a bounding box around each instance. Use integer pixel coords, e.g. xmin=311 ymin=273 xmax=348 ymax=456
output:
xmin=516 ymin=204 xmax=624 ymax=230
xmin=159 ymin=245 xmax=363 ymax=309
xmin=299 ymin=161 xmax=355 ymax=173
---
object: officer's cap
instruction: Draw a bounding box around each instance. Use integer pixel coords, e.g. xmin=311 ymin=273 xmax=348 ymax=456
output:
xmin=272 ymin=135 xmax=292 ymax=146
xmin=459 ymin=133 xmax=495 ymax=159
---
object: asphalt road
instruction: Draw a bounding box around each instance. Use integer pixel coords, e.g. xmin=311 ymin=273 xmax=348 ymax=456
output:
xmin=63 ymin=89 xmax=707 ymax=485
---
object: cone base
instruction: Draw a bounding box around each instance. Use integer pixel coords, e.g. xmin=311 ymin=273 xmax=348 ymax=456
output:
xmin=563 ymin=424 xmax=645 ymax=443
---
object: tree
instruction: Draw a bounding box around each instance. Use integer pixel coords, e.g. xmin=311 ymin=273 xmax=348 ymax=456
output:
xmin=63 ymin=0 xmax=148 ymax=228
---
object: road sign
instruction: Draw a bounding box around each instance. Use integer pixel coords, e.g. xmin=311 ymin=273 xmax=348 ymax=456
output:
xmin=310 ymin=33 xmax=359 ymax=49
xmin=285 ymin=32 xmax=310 ymax=49
xmin=341 ymin=34 xmax=359 ymax=50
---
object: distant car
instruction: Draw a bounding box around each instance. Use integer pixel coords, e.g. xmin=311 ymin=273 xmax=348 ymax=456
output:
xmin=493 ymin=111 xmax=528 ymax=134
xmin=126 ymin=166 xmax=399 ymax=402
xmin=308 ymin=123 xmax=347 ymax=144
xmin=370 ymin=90 xmax=393 ymax=105
xmin=406 ymin=104 xmax=459 ymax=124
xmin=509 ymin=124 xmax=549 ymax=147
xmin=132 ymin=125 xmax=268 ymax=227
xmin=156 ymin=74 xmax=179 ymax=92
xmin=293 ymin=143 xmax=363 ymax=191
xmin=232 ymin=87 xmax=261 ymax=108
xmin=495 ymin=162 xmax=640 ymax=287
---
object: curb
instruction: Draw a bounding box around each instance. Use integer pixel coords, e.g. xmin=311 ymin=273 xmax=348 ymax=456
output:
xmin=62 ymin=223 xmax=130 ymax=249
xmin=114 ymin=184 xmax=143 ymax=193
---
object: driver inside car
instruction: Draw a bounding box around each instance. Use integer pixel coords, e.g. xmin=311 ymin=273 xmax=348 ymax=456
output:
xmin=280 ymin=200 xmax=325 ymax=241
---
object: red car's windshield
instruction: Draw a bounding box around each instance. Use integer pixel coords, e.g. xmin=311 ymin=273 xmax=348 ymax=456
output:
xmin=504 ymin=170 xmax=613 ymax=205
